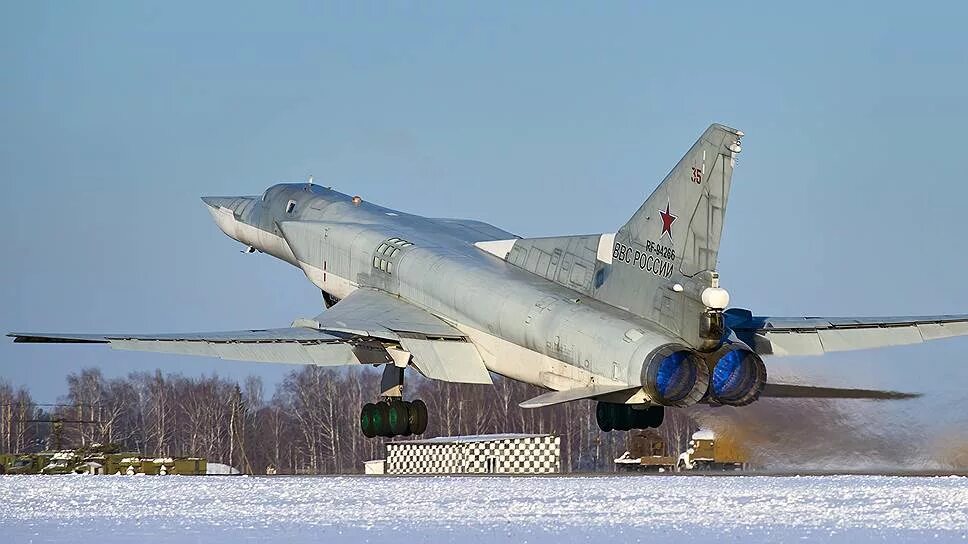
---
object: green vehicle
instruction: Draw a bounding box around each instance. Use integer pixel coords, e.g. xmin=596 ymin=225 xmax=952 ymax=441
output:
xmin=117 ymin=456 xmax=207 ymax=475
xmin=1 ymin=447 xmax=209 ymax=475
xmin=0 ymin=454 xmax=45 ymax=475
xmin=40 ymin=451 xmax=81 ymax=474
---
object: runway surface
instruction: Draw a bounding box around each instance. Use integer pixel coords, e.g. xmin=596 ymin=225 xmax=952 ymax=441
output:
xmin=1 ymin=474 xmax=966 ymax=543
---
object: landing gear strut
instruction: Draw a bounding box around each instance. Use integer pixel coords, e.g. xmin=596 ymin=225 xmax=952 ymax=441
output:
xmin=359 ymin=364 xmax=429 ymax=438
xmin=595 ymin=402 xmax=664 ymax=432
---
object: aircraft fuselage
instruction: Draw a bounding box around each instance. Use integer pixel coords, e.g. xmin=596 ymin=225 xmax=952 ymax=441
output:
xmin=204 ymin=184 xmax=686 ymax=402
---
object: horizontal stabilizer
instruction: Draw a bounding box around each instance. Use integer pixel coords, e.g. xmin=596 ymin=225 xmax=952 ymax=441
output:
xmin=760 ymin=383 xmax=920 ymax=400
xmin=727 ymin=309 xmax=968 ymax=356
xmin=519 ymin=384 xmax=639 ymax=409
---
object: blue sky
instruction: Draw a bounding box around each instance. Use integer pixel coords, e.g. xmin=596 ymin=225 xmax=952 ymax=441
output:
xmin=2 ymin=1 xmax=967 ymax=414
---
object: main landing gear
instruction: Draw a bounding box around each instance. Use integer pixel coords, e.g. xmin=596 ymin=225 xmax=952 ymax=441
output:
xmin=596 ymin=402 xmax=664 ymax=432
xmin=360 ymin=399 xmax=428 ymax=438
xmin=359 ymin=364 xmax=429 ymax=438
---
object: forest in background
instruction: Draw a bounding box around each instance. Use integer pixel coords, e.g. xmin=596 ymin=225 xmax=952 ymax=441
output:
xmin=0 ymin=366 xmax=700 ymax=474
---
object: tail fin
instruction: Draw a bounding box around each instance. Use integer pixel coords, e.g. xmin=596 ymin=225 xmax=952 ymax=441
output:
xmin=594 ymin=124 xmax=742 ymax=333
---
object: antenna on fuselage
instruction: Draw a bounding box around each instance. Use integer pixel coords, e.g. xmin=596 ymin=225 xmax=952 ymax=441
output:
xmin=306 ymin=174 xmax=313 ymax=190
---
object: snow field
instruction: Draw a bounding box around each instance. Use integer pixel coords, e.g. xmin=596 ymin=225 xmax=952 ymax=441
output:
xmin=0 ymin=474 xmax=965 ymax=543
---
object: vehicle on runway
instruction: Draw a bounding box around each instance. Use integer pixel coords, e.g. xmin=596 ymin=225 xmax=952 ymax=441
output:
xmin=614 ymin=430 xmax=677 ymax=472
xmin=676 ymin=429 xmax=748 ymax=471
xmin=10 ymin=124 xmax=968 ymax=439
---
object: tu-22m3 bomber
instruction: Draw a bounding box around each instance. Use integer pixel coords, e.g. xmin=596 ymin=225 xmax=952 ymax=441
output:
xmin=11 ymin=124 xmax=968 ymax=439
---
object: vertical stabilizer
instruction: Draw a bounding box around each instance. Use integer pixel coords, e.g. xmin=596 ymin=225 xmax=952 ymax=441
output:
xmin=593 ymin=124 xmax=742 ymax=338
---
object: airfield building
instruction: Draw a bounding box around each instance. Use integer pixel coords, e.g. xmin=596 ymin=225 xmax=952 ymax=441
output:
xmin=383 ymin=434 xmax=560 ymax=475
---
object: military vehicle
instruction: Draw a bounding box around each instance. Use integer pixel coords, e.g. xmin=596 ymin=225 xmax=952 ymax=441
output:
xmin=0 ymin=453 xmax=44 ymax=475
xmin=11 ymin=124 xmax=968 ymax=439
xmin=118 ymin=457 xmax=207 ymax=476
xmin=0 ymin=444 xmax=207 ymax=475
xmin=614 ymin=429 xmax=677 ymax=472
xmin=676 ymin=429 xmax=748 ymax=471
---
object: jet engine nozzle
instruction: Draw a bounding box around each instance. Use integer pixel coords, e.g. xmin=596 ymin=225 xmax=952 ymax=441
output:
xmin=704 ymin=344 xmax=767 ymax=406
xmin=640 ymin=345 xmax=709 ymax=407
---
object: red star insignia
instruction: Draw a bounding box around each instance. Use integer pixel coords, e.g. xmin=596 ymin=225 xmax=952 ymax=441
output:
xmin=659 ymin=201 xmax=677 ymax=241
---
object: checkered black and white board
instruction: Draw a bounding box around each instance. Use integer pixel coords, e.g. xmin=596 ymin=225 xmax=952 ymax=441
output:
xmin=386 ymin=436 xmax=560 ymax=475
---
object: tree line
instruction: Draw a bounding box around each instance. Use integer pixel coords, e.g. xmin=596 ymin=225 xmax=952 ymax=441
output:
xmin=0 ymin=366 xmax=700 ymax=474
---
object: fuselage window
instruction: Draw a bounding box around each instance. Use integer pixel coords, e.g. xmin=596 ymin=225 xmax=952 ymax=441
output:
xmin=286 ymin=200 xmax=296 ymax=214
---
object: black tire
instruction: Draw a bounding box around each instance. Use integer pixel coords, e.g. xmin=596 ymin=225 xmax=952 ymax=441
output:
xmin=360 ymin=403 xmax=377 ymax=438
xmin=595 ymin=402 xmax=613 ymax=432
xmin=408 ymin=399 xmax=428 ymax=435
xmin=372 ymin=402 xmax=391 ymax=437
xmin=388 ymin=400 xmax=409 ymax=436
xmin=628 ymin=406 xmax=648 ymax=429
xmin=647 ymin=406 xmax=665 ymax=428
xmin=613 ymin=404 xmax=632 ymax=431
xmin=404 ymin=401 xmax=417 ymax=436
xmin=399 ymin=401 xmax=414 ymax=436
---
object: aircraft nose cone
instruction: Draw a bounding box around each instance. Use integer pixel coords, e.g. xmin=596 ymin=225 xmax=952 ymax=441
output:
xmin=201 ymin=196 xmax=234 ymax=209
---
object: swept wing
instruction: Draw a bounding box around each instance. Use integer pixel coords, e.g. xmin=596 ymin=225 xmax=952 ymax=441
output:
xmin=8 ymin=288 xmax=491 ymax=384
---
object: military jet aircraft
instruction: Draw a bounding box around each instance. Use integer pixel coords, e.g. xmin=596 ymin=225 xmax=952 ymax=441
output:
xmin=11 ymin=124 xmax=968 ymax=438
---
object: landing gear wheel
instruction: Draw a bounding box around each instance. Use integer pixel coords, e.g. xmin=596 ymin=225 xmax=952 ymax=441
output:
xmin=388 ymin=400 xmax=409 ymax=436
xmin=360 ymin=403 xmax=377 ymax=438
xmin=595 ymin=402 xmax=614 ymax=432
xmin=613 ymin=404 xmax=632 ymax=431
xmin=629 ymin=407 xmax=648 ymax=429
xmin=408 ymin=399 xmax=428 ymax=435
xmin=646 ymin=406 xmax=665 ymax=428
xmin=372 ymin=402 xmax=391 ymax=437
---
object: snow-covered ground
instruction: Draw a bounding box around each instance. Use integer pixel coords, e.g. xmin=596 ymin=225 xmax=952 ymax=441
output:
xmin=0 ymin=475 xmax=966 ymax=543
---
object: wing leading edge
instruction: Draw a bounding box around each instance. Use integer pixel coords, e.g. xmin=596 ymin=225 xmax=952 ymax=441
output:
xmin=725 ymin=309 xmax=968 ymax=356
xmin=8 ymin=328 xmax=378 ymax=366
xmin=8 ymin=289 xmax=492 ymax=384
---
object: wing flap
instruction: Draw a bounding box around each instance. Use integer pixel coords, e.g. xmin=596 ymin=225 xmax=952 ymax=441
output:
xmin=400 ymin=338 xmax=492 ymax=384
